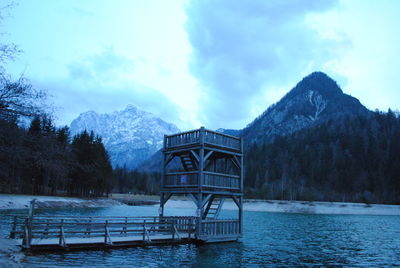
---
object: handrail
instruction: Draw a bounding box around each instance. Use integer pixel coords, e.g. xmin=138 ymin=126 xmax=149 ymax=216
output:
xmin=12 ymin=216 xmax=240 ymax=243
xmin=14 ymin=216 xmax=198 ymax=248
xmin=164 ymin=128 xmax=241 ymax=151
xmin=203 ymin=171 xmax=240 ymax=178
xmin=165 ymin=171 xmax=199 ymax=176
xmin=203 ymin=128 xmax=240 ymax=140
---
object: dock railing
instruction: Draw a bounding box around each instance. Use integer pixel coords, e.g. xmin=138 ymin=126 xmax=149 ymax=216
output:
xmin=10 ymin=215 xmax=196 ymax=249
xmin=165 ymin=128 xmax=241 ymax=152
xmin=10 ymin=215 xmax=240 ymax=248
xmin=201 ymin=219 xmax=240 ymax=237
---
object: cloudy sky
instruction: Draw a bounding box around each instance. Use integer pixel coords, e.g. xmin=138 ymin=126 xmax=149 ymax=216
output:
xmin=2 ymin=0 xmax=400 ymax=130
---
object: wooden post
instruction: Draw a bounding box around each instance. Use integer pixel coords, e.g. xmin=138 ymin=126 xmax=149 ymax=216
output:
xmin=59 ymin=219 xmax=66 ymax=248
xmin=159 ymin=193 xmax=164 ymax=218
xmin=160 ymin=135 xmax=167 ymax=218
xmin=44 ymin=218 xmax=50 ymax=238
xmin=121 ymin=217 xmax=127 ymax=235
xmin=10 ymin=216 xmax=17 ymax=239
xmin=240 ymin=137 xmax=244 ymax=235
xmin=22 ymin=218 xmax=30 ymax=249
xmin=86 ymin=217 xmax=92 ymax=237
xmin=27 ymin=199 xmax=36 ymax=247
xmin=105 ymin=220 xmax=112 ymax=245
xmin=142 ymin=220 xmax=146 ymax=241
xmin=197 ymin=127 xmax=205 ymax=238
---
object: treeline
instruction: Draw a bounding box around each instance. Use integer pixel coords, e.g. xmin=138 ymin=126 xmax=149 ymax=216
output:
xmin=0 ymin=114 xmax=113 ymax=197
xmin=112 ymin=168 xmax=160 ymax=195
xmin=0 ymin=8 xmax=115 ymax=198
xmin=245 ymin=110 xmax=400 ymax=204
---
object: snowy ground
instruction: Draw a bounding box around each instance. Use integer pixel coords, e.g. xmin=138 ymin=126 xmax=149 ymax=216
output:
xmin=165 ymin=199 xmax=400 ymax=216
xmin=1 ymin=194 xmax=399 ymax=216
xmin=0 ymin=194 xmax=123 ymax=210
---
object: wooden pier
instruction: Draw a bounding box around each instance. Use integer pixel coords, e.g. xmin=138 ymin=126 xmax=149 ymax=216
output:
xmin=9 ymin=127 xmax=243 ymax=251
xmin=10 ymin=215 xmax=240 ymax=250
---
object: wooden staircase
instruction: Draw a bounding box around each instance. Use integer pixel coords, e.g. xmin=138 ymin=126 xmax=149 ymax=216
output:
xmin=203 ymin=198 xmax=225 ymax=219
xmin=179 ymin=153 xmax=197 ymax=171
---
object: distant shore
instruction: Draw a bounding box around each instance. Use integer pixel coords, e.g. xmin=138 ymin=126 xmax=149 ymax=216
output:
xmin=0 ymin=194 xmax=124 ymax=210
xmin=1 ymin=194 xmax=399 ymax=216
xmin=164 ymin=198 xmax=400 ymax=216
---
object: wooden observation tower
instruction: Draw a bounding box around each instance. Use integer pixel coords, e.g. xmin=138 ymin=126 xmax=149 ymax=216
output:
xmin=9 ymin=127 xmax=243 ymax=250
xmin=160 ymin=127 xmax=243 ymax=242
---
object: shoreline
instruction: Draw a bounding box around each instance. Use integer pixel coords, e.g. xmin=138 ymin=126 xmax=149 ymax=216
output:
xmin=1 ymin=194 xmax=399 ymax=216
xmin=0 ymin=194 xmax=124 ymax=211
xmin=164 ymin=199 xmax=400 ymax=216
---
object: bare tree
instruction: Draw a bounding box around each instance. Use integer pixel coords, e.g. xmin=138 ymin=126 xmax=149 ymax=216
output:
xmin=0 ymin=74 xmax=46 ymax=120
xmin=0 ymin=2 xmax=21 ymax=69
xmin=0 ymin=2 xmax=46 ymax=121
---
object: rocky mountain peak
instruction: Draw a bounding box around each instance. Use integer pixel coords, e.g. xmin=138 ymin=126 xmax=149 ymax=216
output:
xmin=242 ymin=72 xmax=369 ymax=145
xmin=288 ymin=71 xmax=343 ymax=99
xmin=70 ymin=105 xmax=180 ymax=169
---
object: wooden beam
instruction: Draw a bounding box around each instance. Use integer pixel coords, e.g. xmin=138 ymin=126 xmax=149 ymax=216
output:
xmin=164 ymin=153 xmax=175 ymax=167
xmin=201 ymin=194 xmax=213 ymax=208
xmin=188 ymin=193 xmax=198 ymax=205
xmin=161 ymin=193 xmax=172 ymax=206
xmin=232 ymin=196 xmax=241 ymax=209
xmin=190 ymin=150 xmax=199 ymax=163
xmin=231 ymin=156 xmax=240 ymax=169
xmin=203 ymin=151 xmax=214 ymax=163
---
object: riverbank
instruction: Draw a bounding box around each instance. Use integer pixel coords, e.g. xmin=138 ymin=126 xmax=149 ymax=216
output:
xmin=164 ymin=199 xmax=400 ymax=216
xmin=0 ymin=194 xmax=124 ymax=210
xmin=1 ymin=194 xmax=399 ymax=216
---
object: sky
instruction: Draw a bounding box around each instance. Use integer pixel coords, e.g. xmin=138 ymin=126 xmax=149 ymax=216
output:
xmin=1 ymin=0 xmax=400 ymax=131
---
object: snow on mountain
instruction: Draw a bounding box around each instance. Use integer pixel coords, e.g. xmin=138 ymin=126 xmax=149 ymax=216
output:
xmin=242 ymin=72 xmax=369 ymax=145
xmin=70 ymin=105 xmax=180 ymax=169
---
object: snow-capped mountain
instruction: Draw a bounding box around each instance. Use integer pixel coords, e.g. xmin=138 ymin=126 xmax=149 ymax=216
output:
xmin=70 ymin=105 xmax=180 ymax=169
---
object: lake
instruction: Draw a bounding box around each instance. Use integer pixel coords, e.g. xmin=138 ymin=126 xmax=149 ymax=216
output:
xmin=1 ymin=205 xmax=400 ymax=267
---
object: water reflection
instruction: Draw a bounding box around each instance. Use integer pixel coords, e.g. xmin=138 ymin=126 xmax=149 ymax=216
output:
xmin=1 ymin=206 xmax=400 ymax=267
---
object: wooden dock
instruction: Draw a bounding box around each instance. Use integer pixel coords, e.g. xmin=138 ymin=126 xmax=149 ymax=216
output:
xmin=8 ymin=127 xmax=244 ymax=251
xmin=10 ymin=215 xmax=240 ymax=251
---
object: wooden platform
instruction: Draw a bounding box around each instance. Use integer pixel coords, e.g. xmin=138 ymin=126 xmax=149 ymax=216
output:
xmin=10 ymin=215 xmax=240 ymax=251
xmin=18 ymin=233 xmax=192 ymax=251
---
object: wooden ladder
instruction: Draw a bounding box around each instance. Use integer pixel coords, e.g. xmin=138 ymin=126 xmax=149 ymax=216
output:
xmin=179 ymin=153 xmax=197 ymax=171
xmin=204 ymin=198 xmax=225 ymax=219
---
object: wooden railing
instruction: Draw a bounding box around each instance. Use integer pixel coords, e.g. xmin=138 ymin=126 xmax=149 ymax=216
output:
xmin=165 ymin=129 xmax=201 ymax=148
xmin=203 ymin=172 xmax=240 ymax=189
xmin=164 ymin=172 xmax=199 ymax=188
xmin=10 ymin=216 xmax=196 ymax=248
xmin=164 ymin=171 xmax=240 ymax=190
xmin=201 ymin=219 xmax=240 ymax=236
xmin=10 ymin=215 xmax=241 ymax=247
xmin=204 ymin=129 xmax=241 ymax=151
xmin=165 ymin=128 xmax=241 ymax=151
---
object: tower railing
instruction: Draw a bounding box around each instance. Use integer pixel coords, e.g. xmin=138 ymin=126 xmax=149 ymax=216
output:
xmin=164 ymin=128 xmax=241 ymax=152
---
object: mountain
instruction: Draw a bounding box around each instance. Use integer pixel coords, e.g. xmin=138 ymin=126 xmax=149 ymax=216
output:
xmin=70 ymin=105 xmax=179 ymax=169
xmin=216 ymin=128 xmax=241 ymax=137
xmin=242 ymin=72 xmax=369 ymax=146
xmin=138 ymin=71 xmax=366 ymax=172
xmin=126 ymin=72 xmax=400 ymax=204
xmin=244 ymin=110 xmax=400 ymax=204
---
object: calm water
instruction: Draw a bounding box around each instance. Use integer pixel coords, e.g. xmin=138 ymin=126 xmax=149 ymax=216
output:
xmin=1 ymin=205 xmax=400 ymax=267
